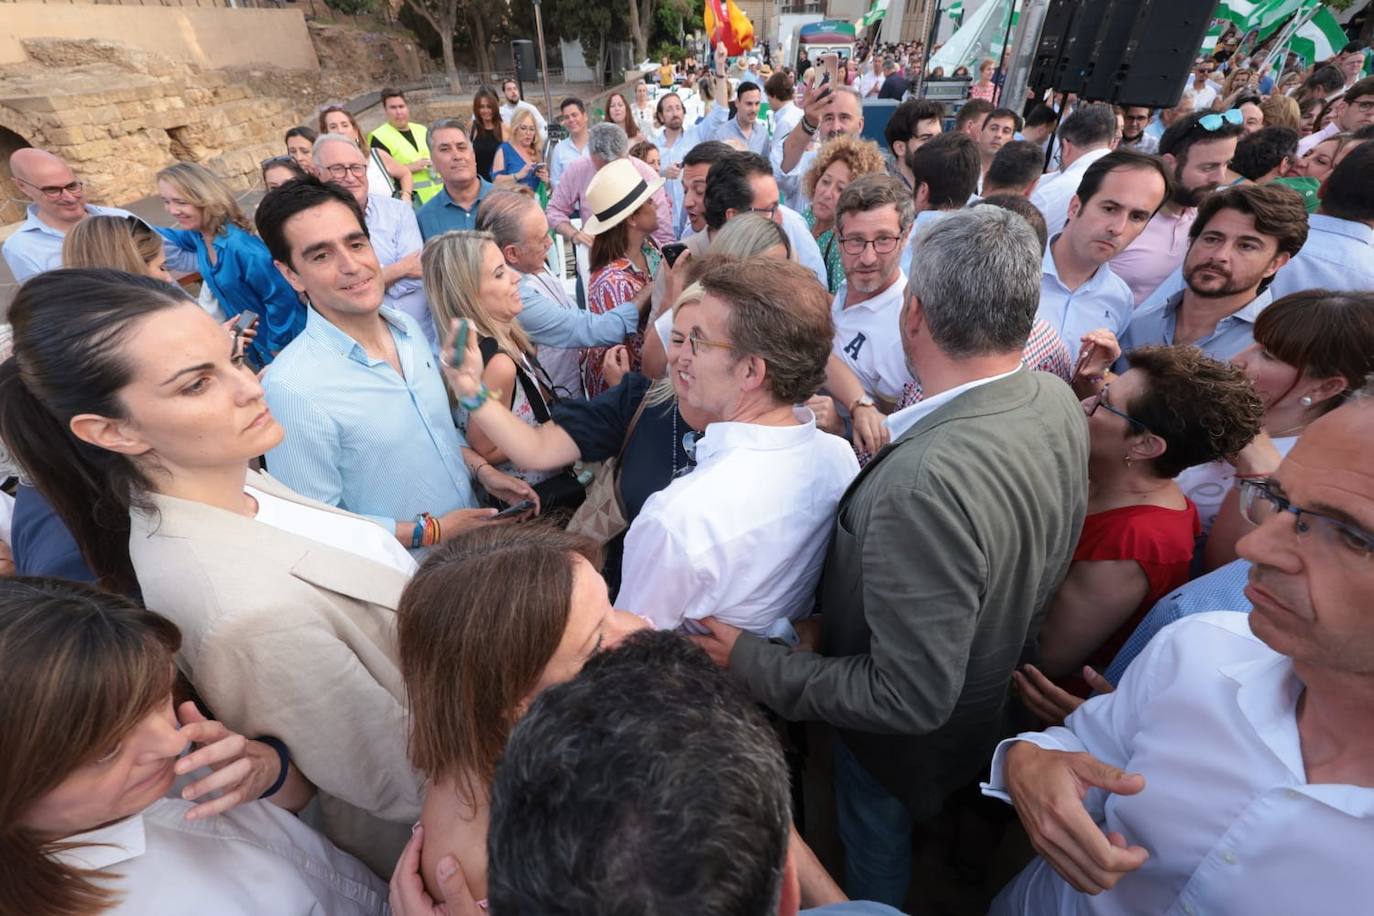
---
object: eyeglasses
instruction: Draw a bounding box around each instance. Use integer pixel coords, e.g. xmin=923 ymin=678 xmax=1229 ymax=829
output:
xmin=746 ymin=203 xmax=780 ymax=218
xmin=323 ymin=163 xmax=368 ymax=180
xmin=1239 ymin=479 xmax=1374 ymax=563
xmin=1197 ymin=109 xmax=1244 ymax=132
xmin=683 ymin=329 xmax=734 ymax=356
xmin=838 ymin=235 xmax=902 ymax=256
xmin=1086 ymin=384 xmax=1150 ymax=433
xmin=16 ymin=177 xmax=83 ymax=199
xmin=1351 ymin=99 xmax=1374 ymax=114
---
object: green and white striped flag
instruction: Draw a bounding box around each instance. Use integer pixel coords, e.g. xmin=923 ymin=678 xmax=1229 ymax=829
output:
xmin=1289 ymin=5 xmax=1348 ymax=64
xmin=858 ymin=0 xmax=888 ymax=28
xmin=949 ymin=0 xmax=964 ymax=28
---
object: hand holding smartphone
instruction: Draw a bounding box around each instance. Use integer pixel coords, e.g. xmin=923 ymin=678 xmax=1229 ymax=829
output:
xmin=492 ymin=499 xmax=535 ymax=520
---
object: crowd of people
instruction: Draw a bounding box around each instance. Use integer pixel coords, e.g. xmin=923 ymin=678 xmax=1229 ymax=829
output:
xmin=1 ymin=20 xmax=1373 ymax=916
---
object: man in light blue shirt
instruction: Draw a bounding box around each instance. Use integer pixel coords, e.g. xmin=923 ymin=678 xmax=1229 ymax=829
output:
xmin=548 ymin=97 xmax=590 ymax=188
xmin=475 ymin=188 xmax=648 ymax=398
xmin=417 ymin=120 xmax=492 ymax=240
xmin=253 ymin=178 xmax=533 ymax=550
xmin=1037 ymin=150 xmax=1168 ymax=362
xmin=1119 ymin=183 xmax=1307 ymax=363
xmin=313 ymin=133 xmax=435 ymax=343
xmin=713 ymin=80 xmax=771 ymax=157
xmin=2 ymin=148 xmax=133 ymax=282
xmin=1267 ymin=142 xmax=1374 ymax=299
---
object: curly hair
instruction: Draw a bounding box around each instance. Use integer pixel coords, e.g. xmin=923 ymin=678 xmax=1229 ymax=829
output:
xmin=802 ymin=134 xmax=886 ymax=200
xmin=1123 ymin=345 xmax=1265 ymax=479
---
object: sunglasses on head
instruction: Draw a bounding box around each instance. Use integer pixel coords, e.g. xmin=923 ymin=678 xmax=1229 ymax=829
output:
xmin=1196 ymin=109 xmax=1244 ymax=132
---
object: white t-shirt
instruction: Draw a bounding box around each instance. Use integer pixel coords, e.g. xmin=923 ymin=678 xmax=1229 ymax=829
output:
xmin=248 ymin=486 xmax=417 ymax=575
xmin=831 ymin=272 xmax=911 ymax=403
xmin=1176 ymin=434 xmax=1299 ymax=538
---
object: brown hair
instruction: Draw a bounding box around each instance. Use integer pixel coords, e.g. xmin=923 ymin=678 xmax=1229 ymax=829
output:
xmin=0 ymin=577 xmax=181 ymax=916
xmin=1189 ymin=182 xmax=1309 ymax=258
xmin=1259 ymin=94 xmax=1302 ymax=132
xmin=317 ymin=105 xmax=366 ymax=146
xmin=802 ymin=134 xmax=887 ymax=200
xmin=696 ymin=256 xmax=833 ymax=404
xmin=628 ymin=139 xmax=659 ymax=165
xmin=1123 ymin=345 xmax=1265 ymax=479
xmin=62 ymin=215 xmax=163 ymax=275
xmin=1253 ymin=290 xmax=1374 ymax=415
xmin=834 ymin=172 xmax=916 ymax=235
xmin=397 ymin=525 xmax=602 ymax=798
xmin=604 ymin=91 xmax=641 ymax=141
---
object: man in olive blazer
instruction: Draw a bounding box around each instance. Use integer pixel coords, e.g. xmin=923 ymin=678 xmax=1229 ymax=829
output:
xmin=694 ymin=206 xmax=1089 ymax=906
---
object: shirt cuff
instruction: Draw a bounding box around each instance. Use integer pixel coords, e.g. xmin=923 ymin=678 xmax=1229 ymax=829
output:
xmin=979 ymin=732 xmax=1072 ymax=804
xmin=611 ymin=298 xmax=640 ymax=335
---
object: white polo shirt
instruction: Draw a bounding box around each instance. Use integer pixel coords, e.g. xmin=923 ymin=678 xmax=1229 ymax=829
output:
xmin=831 ymin=271 xmax=911 ymax=403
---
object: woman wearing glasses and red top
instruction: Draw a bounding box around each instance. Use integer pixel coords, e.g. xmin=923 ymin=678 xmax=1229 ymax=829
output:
xmin=1029 ymin=346 xmax=1262 ymax=700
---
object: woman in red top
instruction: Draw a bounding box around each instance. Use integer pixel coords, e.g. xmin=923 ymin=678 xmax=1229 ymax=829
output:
xmin=1036 ymin=346 xmax=1262 ymax=695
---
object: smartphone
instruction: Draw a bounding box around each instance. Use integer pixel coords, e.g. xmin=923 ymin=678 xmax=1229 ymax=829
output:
xmin=449 ymin=318 xmax=470 ymax=369
xmin=233 ymin=310 xmax=260 ymax=334
xmin=662 ymin=242 xmax=689 ymax=267
xmin=493 ymin=499 xmax=535 ymax=520
xmin=1073 ymin=342 xmax=1098 ymax=379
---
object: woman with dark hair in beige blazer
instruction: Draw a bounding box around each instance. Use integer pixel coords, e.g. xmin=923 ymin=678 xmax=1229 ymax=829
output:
xmin=0 ymin=268 xmax=422 ymax=876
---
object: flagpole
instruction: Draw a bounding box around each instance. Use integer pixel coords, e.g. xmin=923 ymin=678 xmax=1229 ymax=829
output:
xmin=1258 ymin=1 xmax=1318 ymax=80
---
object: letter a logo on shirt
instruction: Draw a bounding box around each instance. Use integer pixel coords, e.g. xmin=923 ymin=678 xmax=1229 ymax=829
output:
xmin=843 ymin=333 xmax=867 ymax=361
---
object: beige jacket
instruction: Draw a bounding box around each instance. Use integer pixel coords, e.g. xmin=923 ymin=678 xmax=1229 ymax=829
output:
xmin=129 ymin=469 xmax=420 ymax=876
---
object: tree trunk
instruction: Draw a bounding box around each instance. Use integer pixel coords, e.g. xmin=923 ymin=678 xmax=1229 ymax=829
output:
xmin=441 ymin=27 xmax=462 ymax=94
xmin=596 ymin=33 xmax=608 ymax=87
xmin=467 ymin=3 xmax=493 ymax=77
xmin=628 ymin=0 xmax=646 ymax=63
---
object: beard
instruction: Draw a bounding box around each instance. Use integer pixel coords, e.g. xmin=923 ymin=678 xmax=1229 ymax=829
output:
xmin=1172 ymin=165 xmax=1213 ymax=208
xmin=1185 ymin=260 xmax=1256 ymax=298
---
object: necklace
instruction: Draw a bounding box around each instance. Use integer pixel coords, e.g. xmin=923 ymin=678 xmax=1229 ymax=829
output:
xmin=671 ymin=407 xmax=698 ymax=479
xmin=1267 ymin=422 xmax=1306 ymax=438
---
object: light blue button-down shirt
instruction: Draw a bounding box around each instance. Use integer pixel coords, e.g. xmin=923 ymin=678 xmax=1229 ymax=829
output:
xmin=714 ymin=115 xmax=771 ymax=157
xmin=1104 ymin=559 xmax=1251 ymax=684
xmin=1118 ymin=287 xmax=1272 ymax=366
xmin=549 ymin=136 xmax=587 ymax=189
xmin=2 ymin=203 xmax=133 ymax=282
xmin=364 ymin=194 xmax=433 ymax=343
xmin=262 ymin=306 xmax=478 ymax=535
xmin=518 ymin=269 xmax=638 ymax=347
xmin=1266 ymin=214 xmax=1374 ymax=300
xmin=416 ymin=180 xmax=493 ymax=240
xmin=1037 ymin=239 xmax=1135 ymax=363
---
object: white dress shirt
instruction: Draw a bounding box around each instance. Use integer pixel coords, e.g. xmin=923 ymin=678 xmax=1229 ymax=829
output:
xmin=53 ymin=797 xmax=387 ymax=915
xmin=1030 ymin=146 xmax=1113 ymax=239
xmin=499 ymin=98 xmax=547 ymax=133
xmin=1037 ymin=239 xmax=1135 ymax=363
xmin=617 ymin=407 xmax=858 ymax=641
xmin=884 ymin=367 xmax=1022 ymax=441
xmin=831 ymin=272 xmax=911 ymax=403
xmin=770 ymin=100 xmax=805 ymax=161
xmin=982 ymin=612 xmax=1374 ymax=916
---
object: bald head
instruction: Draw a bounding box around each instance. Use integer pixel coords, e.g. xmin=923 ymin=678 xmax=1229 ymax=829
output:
xmin=10 ymin=148 xmax=86 ymax=225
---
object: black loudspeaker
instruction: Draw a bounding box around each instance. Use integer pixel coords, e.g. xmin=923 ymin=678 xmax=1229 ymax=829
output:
xmin=1027 ymin=0 xmax=1079 ymax=98
xmin=1081 ymin=0 xmax=1143 ymax=101
xmin=1110 ymin=0 xmax=1222 ymax=108
xmin=1031 ymin=0 xmax=1099 ymax=97
xmin=512 ymin=40 xmax=537 ymax=83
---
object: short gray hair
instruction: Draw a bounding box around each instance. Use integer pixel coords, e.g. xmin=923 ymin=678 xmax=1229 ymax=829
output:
xmin=832 ymin=84 xmax=863 ymax=109
xmin=907 ymin=207 xmax=1041 ymax=358
xmin=429 ymin=118 xmax=469 ymax=140
xmin=588 ymin=122 xmax=629 ymax=162
xmin=476 ymin=188 xmax=539 ymax=250
xmin=312 ymin=132 xmax=362 ymax=167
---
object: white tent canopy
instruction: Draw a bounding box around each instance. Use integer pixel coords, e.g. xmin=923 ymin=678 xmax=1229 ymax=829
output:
xmin=928 ymin=0 xmax=1015 ymax=75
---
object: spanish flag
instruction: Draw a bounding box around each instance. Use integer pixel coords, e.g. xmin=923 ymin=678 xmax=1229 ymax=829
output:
xmin=705 ymin=0 xmax=755 ymax=55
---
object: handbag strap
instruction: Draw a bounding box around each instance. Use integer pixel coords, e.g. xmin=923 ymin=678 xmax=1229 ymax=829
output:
xmin=612 ymin=389 xmax=652 ymax=480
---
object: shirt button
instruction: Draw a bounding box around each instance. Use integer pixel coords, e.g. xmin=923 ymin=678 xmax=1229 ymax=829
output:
xmin=1183 ymin=905 xmax=1195 ymax=916
xmin=1286 ymin=789 xmax=1302 ymax=801
xmin=1222 ymin=852 xmax=1237 ymax=865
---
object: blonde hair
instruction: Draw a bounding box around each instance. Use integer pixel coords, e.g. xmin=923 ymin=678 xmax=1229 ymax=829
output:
xmin=707 ymin=213 xmax=793 ymax=263
xmin=509 ymin=106 xmax=545 ymax=156
xmin=644 ymin=281 xmax=705 ymax=408
xmin=802 ymin=134 xmax=887 ymax=199
xmin=1259 ymin=94 xmax=1302 ymax=132
xmin=154 ymin=162 xmax=252 ymax=238
xmin=422 ymin=230 xmax=532 ymax=360
xmin=62 ymin=215 xmax=163 ymax=275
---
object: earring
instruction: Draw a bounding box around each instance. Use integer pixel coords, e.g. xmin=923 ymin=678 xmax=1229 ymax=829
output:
xmin=1300 ymin=395 xmax=1313 ymax=407
xmin=1123 ymin=454 xmax=1134 ymax=468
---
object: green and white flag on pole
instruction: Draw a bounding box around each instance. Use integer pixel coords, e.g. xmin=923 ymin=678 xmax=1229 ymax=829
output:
xmin=858 ymin=0 xmax=888 ymax=29
xmin=949 ymin=0 xmax=964 ymax=28
xmin=1288 ymin=5 xmax=1347 ymax=64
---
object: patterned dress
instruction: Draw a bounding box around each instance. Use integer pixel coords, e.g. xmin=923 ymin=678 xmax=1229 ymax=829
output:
xmin=804 ymin=208 xmax=844 ymax=294
xmin=582 ymin=240 xmax=662 ymax=398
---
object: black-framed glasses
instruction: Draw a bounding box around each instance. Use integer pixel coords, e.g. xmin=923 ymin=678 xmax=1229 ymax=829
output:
xmin=838 ymin=235 xmax=902 ymax=256
xmin=16 ymin=177 xmax=82 ymax=199
xmin=323 ymin=163 xmax=368 ymax=180
xmin=1086 ymin=384 xmax=1150 ymax=433
xmin=747 ymin=203 xmax=780 ymax=218
xmin=1239 ymin=479 xmax=1374 ymax=562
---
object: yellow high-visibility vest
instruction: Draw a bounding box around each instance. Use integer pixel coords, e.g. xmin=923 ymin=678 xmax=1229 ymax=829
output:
xmin=368 ymin=121 xmax=442 ymax=204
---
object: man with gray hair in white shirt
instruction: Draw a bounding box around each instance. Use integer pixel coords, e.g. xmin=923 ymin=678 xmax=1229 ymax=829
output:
xmin=984 ymin=387 xmax=1374 ymax=915
xmin=616 ymin=257 xmax=858 ymax=642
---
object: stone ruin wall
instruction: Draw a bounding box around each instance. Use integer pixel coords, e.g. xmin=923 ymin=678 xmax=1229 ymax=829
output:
xmin=0 ymin=24 xmax=429 ymax=224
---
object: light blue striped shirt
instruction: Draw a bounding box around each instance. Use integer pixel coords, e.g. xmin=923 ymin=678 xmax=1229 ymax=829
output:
xmin=1037 ymin=238 xmax=1135 ymax=363
xmin=1266 ymin=214 xmax=1374 ymax=300
xmin=1103 ymin=559 xmax=1252 ymax=684
xmin=713 ymin=115 xmax=771 ymax=157
xmin=262 ymin=306 xmax=477 ymax=534
xmin=2 ymin=203 xmax=132 ymax=282
xmin=1118 ymin=288 xmax=1272 ymax=367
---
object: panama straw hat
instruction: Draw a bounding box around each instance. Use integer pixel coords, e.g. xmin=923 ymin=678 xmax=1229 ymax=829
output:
xmin=582 ymin=158 xmax=664 ymax=236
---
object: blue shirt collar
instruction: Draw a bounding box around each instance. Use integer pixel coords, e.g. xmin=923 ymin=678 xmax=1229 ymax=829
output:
xmin=1309 ymin=213 xmax=1374 ymax=244
xmin=438 ymin=179 xmax=492 ymax=213
xmin=304 ymin=305 xmax=411 ymax=365
xmin=1163 ymin=286 xmax=1272 ymax=326
xmin=1043 ymin=235 xmax=1116 ymax=293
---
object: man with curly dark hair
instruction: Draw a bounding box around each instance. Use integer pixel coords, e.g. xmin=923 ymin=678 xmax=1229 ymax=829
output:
xmin=1119 ymin=183 xmax=1308 ymax=363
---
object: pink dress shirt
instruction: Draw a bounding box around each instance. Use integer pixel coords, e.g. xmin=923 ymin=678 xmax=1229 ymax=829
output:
xmin=1110 ymin=207 xmax=1197 ymax=306
xmin=545 ymin=156 xmax=676 ymax=248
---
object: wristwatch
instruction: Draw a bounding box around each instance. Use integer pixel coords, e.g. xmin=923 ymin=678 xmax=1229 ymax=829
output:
xmin=850 ymin=394 xmax=876 ymax=413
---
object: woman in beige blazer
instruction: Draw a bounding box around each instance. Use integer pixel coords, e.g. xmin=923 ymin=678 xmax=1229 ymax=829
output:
xmin=0 ymin=269 xmax=422 ymax=875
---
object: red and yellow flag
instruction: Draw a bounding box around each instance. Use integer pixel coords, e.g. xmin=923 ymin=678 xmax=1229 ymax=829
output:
xmin=704 ymin=0 xmax=755 ymax=55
